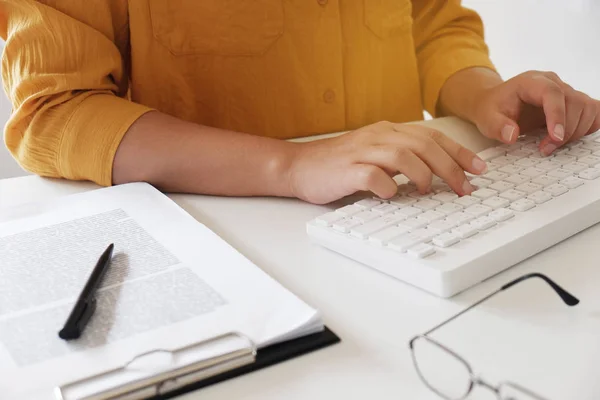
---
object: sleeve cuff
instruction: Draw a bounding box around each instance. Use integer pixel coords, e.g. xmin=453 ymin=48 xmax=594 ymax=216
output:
xmin=421 ymin=48 xmax=497 ymax=118
xmin=58 ymin=93 xmax=154 ymax=186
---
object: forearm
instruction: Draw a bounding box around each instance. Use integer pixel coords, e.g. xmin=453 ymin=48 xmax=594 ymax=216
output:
xmin=112 ymin=111 xmax=297 ymax=197
xmin=437 ymin=67 xmax=504 ymax=123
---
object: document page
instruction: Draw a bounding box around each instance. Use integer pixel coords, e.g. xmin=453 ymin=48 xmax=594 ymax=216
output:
xmin=0 ymin=183 xmax=321 ymax=400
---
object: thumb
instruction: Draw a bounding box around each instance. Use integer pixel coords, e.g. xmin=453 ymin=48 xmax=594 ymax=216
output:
xmin=477 ymin=111 xmax=521 ymax=144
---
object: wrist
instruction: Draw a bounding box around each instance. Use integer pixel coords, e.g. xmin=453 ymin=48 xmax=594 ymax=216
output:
xmin=265 ymin=140 xmax=302 ymax=198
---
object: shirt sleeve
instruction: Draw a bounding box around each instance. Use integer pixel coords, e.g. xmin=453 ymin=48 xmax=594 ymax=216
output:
xmin=0 ymin=0 xmax=153 ymax=186
xmin=412 ymin=0 xmax=497 ymax=118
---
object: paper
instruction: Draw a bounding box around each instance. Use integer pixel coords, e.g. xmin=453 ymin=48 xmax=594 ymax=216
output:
xmin=0 ymin=183 xmax=322 ymax=400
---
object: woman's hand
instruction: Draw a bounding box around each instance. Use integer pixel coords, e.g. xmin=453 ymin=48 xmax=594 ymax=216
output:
xmin=286 ymin=121 xmax=488 ymax=205
xmin=471 ymin=70 xmax=600 ymax=155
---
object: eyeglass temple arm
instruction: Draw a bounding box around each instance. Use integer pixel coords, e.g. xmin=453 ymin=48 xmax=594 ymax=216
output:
xmin=423 ymin=273 xmax=579 ymax=336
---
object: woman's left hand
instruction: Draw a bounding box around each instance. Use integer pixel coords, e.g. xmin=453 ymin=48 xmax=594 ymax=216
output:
xmin=472 ymin=70 xmax=600 ymax=156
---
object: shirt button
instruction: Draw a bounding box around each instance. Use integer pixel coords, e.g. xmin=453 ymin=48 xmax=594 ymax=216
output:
xmin=317 ymin=0 xmax=328 ymax=5
xmin=323 ymin=89 xmax=335 ymax=103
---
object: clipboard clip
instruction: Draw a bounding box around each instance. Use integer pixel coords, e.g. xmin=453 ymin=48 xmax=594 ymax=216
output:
xmin=54 ymin=332 xmax=257 ymax=400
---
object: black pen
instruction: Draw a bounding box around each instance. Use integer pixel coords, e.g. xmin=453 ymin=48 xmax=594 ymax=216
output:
xmin=58 ymin=243 xmax=114 ymax=340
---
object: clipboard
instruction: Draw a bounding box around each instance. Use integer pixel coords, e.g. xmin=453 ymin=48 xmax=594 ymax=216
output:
xmin=55 ymin=327 xmax=340 ymax=400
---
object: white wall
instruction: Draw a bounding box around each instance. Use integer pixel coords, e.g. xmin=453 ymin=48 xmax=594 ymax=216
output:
xmin=1 ymin=1 xmax=599 ymax=179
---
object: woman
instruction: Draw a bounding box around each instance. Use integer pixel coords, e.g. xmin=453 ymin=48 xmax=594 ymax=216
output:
xmin=1 ymin=0 xmax=599 ymax=204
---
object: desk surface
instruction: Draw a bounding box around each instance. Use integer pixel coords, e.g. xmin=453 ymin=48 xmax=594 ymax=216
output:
xmin=1 ymin=118 xmax=599 ymax=400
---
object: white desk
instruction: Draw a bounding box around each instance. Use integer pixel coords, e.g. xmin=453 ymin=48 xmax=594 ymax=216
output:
xmin=1 ymin=118 xmax=599 ymax=400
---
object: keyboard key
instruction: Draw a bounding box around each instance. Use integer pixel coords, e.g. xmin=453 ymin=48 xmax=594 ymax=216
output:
xmin=389 ymin=234 xmax=422 ymax=252
xmin=507 ymin=150 xmax=532 ymax=159
xmin=579 ymin=168 xmax=600 ymax=180
xmin=431 ymin=182 xmax=451 ymax=193
xmin=410 ymin=228 xmax=438 ymax=242
xmin=563 ymin=162 xmax=588 ymax=173
xmin=576 ymin=155 xmax=600 ymax=166
xmin=520 ymin=167 xmax=545 ymax=178
xmin=397 ymin=184 xmax=416 ymax=195
xmin=531 ymin=175 xmax=558 ymax=186
xmin=547 ymin=168 xmax=574 ymax=179
xmin=470 ymin=178 xmax=493 ymax=188
xmin=483 ymin=171 xmax=511 ymax=181
xmin=464 ymin=204 xmax=493 ymax=217
xmin=510 ymin=199 xmax=536 ymax=212
xmin=399 ymin=217 xmax=429 ymax=229
xmin=471 ymin=188 xmax=498 ymax=200
xmin=389 ymin=196 xmax=417 ymax=207
xmin=566 ymin=148 xmax=591 ymax=157
xmin=454 ymin=195 xmax=481 ymax=207
xmin=332 ymin=218 xmax=362 ymax=232
xmin=560 ymin=176 xmax=584 ymax=189
xmin=350 ymin=214 xmax=406 ymax=239
xmin=566 ymin=141 xmax=584 ymax=149
xmin=521 ymin=142 xmax=540 ymax=152
xmin=432 ymin=192 xmax=459 ymax=202
xmin=515 ymin=158 xmax=538 ymax=167
xmin=369 ymin=225 xmax=411 ymax=246
xmin=552 ymin=154 xmax=577 ymax=165
xmin=396 ymin=206 xmax=422 ymax=217
xmin=371 ymin=203 xmax=399 ymax=215
xmin=336 ymin=204 xmax=363 ymax=216
xmin=490 ymin=155 xmax=519 ymax=165
xmin=478 ymin=146 xmax=506 ymax=161
xmin=356 ymin=199 xmax=381 ymax=209
xmin=517 ymin=135 xmax=537 ymax=144
xmin=527 ymin=152 xmax=547 ymax=159
xmin=544 ymin=184 xmax=568 ymax=197
xmin=482 ymin=196 xmax=510 ymax=209
xmin=515 ymin=182 xmax=544 ymax=194
xmin=499 ymin=189 xmax=527 ymax=201
xmin=486 ymin=162 xmax=503 ymax=171
xmin=432 ymin=232 xmax=460 ymax=248
xmin=536 ymin=160 xmax=562 ymax=171
xmin=488 ymin=208 xmax=514 ymax=222
xmin=408 ymin=191 xmax=433 ymax=199
xmin=316 ymin=212 xmax=344 ymax=226
xmin=428 ymin=220 xmax=457 ymax=234
xmin=471 ymin=216 xmax=497 ymax=230
xmin=414 ymin=199 xmax=441 ymax=210
xmin=504 ymin=174 xmax=530 ymax=185
xmin=407 ymin=243 xmax=436 ymax=259
xmin=435 ymin=203 xmax=463 ymax=216
xmin=581 ymin=142 xmax=600 ymax=152
xmin=498 ymin=164 xmax=525 ymax=174
xmin=452 ymin=224 xmax=479 ymax=239
xmin=528 ymin=191 xmax=552 ymax=204
xmin=488 ymin=181 xmax=515 ymax=192
xmin=445 ymin=212 xmax=475 ymax=226
xmin=352 ymin=210 xmax=380 ymax=223
xmin=420 ymin=210 xmax=445 ymax=222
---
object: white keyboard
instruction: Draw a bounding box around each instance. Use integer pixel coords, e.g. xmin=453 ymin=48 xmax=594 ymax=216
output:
xmin=306 ymin=130 xmax=600 ymax=297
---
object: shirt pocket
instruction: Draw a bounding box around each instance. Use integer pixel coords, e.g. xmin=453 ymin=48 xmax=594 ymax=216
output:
xmin=363 ymin=0 xmax=413 ymax=39
xmin=148 ymin=0 xmax=284 ymax=56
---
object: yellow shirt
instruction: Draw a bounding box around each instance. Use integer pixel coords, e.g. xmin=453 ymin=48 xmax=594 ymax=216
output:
xmin=0 ymin=0 xmax=495 ymax=187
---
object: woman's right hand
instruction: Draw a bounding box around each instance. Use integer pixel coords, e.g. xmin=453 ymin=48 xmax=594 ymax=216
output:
xmin=286 ymin=121 xmax=489 ymax=205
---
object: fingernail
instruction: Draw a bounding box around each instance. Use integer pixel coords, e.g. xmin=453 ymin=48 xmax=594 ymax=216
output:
xmin=542 ymin=143 xmax=557 ymax=155
xmin=472 ymin=157 xmax=488 ymax=173
xmin=462 ymin=180 xmax=474 ymax=195
xmin=554 ymin=124 xmax=565 ymax=141
xmin=501 ymin=125 xmax=516 ymax=143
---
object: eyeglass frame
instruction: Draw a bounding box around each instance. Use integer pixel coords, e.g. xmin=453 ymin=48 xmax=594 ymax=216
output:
xmin=408 ymin=273 xmax=580 ymax=400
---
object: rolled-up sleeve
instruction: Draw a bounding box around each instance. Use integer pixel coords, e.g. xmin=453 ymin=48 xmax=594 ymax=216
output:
xmin=412 ymin=0 xmax=497 ymax=117
xmin=0 ymin=0 xmax=153 ymax=186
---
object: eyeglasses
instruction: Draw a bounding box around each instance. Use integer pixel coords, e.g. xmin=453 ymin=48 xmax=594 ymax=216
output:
xmin=409 ymin=273 xmax=580 ymax=400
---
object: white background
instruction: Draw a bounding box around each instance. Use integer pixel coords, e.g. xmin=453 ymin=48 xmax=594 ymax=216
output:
xmin=1 ymin=0 xmax=599 ymax=179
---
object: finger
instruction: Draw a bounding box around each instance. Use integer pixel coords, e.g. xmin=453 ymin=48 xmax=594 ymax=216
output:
xmin=354 ymin=146 xmax=433 ymax=193
xmin=423 ymin=129 xmax=489 ymax=175
xmin=477 ymin=110 xmax=521 ymax=144
xmin=405 ymin=134 xmax=474 ymax=196
xmin=346 ymin=164 xmax=398 ymax=199
xmin=570 ymin=98 xmax=597 ymax=142
xmin=563 ymin=93 xmax=585 ymax=143
xmin=517 ymin=75 xmax=566 ymax=142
